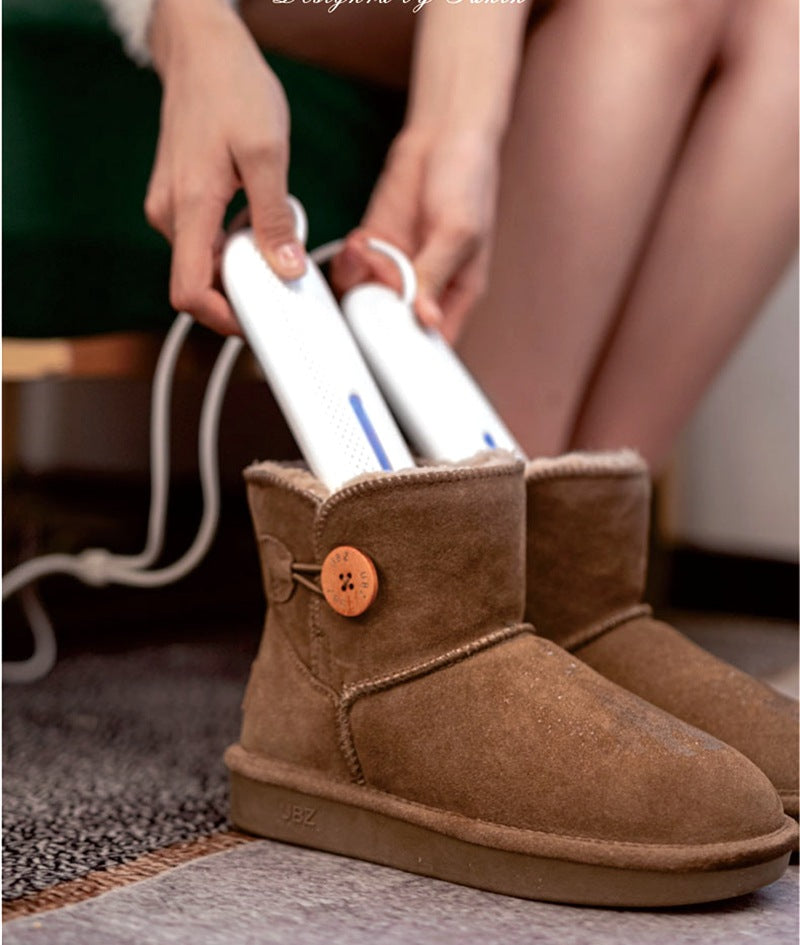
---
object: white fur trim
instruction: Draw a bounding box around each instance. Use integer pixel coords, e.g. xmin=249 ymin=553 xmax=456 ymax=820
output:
xmin=100 ymin=0 xmax=239 ymax=67
xmin=524 ymin=449 xmax=647 ymax=481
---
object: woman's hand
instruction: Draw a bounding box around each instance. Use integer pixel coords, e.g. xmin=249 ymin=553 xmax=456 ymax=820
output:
xmin=332 ymin=2 xmax=528 ymax=343
xmin=145 ymin=0 xmax=303 ymax=334
xmin=332 ymin=125 xmax=500 ymax=344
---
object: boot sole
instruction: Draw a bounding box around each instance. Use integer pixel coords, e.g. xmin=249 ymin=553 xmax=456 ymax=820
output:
xmin=227 ymin=757 xmax=793 ymax=908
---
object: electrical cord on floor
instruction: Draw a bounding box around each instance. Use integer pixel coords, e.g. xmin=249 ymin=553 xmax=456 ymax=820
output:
xmin=3 ymin=312 xmax=194 ymax=599
xmin=2 ymin=314 xmax=244 ymax=682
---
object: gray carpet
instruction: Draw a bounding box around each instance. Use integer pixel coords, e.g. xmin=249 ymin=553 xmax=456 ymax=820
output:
xmin=4 ymin=843 xmax=798 ymax=945
xmin=2 ymin=631 xmax=254 ymax=901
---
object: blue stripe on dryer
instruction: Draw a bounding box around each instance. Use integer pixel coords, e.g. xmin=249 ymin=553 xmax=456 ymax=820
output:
xmin=349 ymin=393 xmax=393 ymax=471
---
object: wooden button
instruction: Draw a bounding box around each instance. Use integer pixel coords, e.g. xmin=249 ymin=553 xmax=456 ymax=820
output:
xmin=320 ymin=546 xmax=378 ymax=617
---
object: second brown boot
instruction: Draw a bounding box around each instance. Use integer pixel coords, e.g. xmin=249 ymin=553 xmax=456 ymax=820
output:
xmin=524 ymin=450 xmax=799 ymax=821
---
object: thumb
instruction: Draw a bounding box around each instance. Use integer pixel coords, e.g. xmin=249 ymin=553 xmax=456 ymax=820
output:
xmin=251 ymin=196 xmax=306 ymax=281
xmin=238 ymin=151 xmax=305 ymax=280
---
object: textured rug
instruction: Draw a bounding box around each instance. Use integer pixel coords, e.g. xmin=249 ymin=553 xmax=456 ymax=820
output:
xmin=3 ymin=843 xmax=797 ymax=945
xmin=3 ymin=626 xmax=257 ymax=904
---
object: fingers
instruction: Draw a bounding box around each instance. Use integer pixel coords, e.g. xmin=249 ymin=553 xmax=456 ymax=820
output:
xmin=333 ymin=221 xmax=488 ymax=338
xmin=438 ymin=255 xmax=490 ymax=344
xmin=330 ymin=182 xmax=420 ymax=296
xmin=142 ymin=16 xmax=300 ymax=335
xmin=413 ymin=218 xmax=482 ymax=328
xmin=169 ymin=192 xmax=241 ymax=335
xmin=330 ymin=241 xmax=371 ymax=293
xmin=340 ymin=230 xmax=407 ymax=294
xmin=235 ymin=140 xmax=305 ymax=280
xmin=145 ymin=150 xmax=240 ymax=333
xmin=146 ymin=149 xmax=299 ymax=334
xmin=331 ymin=230 xmax=410 ymax=300
xmin=146 ymin=164 xmax=300 ymax=334
xmin=143 ymin=154 xmax=173 ymax=242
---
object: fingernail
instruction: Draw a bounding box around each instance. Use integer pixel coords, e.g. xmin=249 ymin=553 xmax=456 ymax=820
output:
xmin=274 ymin=241 xmax=306 ymax=278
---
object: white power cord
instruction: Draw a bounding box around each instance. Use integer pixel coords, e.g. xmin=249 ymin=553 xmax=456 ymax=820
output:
xmin=4 ymin=587 xmax=59 ymax=684
xmin=3 ymin=312 xmax=194 ymax=601
xmin=2 ymin=317 xmax=244 ymax=682
xmin=2 ymin=227 xmax=415 ymax=683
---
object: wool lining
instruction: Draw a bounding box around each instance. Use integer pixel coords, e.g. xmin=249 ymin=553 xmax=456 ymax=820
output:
xmin=244 ymin=450 xmax=520 ymax=500
xmin=525 ymin=449 xmax=646 ymax=481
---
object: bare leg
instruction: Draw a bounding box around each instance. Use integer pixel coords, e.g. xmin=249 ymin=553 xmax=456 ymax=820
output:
xmin=457 ymin=0 xmax=732 ymax=457
xmin=570 ymin=0 xmax=798 ymax=470
xmin=240 ymin=0 xmax=796 ymax=473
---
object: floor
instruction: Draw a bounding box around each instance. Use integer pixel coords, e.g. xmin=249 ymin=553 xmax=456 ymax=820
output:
xmin=3 ymin=611 xmax=798 ymax=944
xmin=3 ymin=844 xmax=797 ymax=945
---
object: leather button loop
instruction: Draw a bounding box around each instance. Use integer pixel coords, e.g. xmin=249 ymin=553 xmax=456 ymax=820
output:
xmin=321 ymin=546 xmax=378 ymax=617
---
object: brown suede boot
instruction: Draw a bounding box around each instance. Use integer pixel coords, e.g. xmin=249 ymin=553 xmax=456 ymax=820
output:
xmin=525 ymin=450 xmax=799 ymax=825
xmin=226 ymin=454 xmax=794 ymax=906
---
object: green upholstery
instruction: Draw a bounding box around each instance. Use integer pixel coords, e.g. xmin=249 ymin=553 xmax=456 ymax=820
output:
xmin=2 ymin=0 xmax=405 ymax=338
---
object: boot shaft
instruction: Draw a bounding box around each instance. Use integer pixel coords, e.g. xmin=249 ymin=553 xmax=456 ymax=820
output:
xmin=524 ymin=451 xmax=650 ymax=648
xmin=246 ymin=455 xmax=526 ymax=689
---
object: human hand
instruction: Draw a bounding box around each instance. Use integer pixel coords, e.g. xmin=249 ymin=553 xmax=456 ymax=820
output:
xmin=145 ymin=0 xmax=303 ymax=334
xmin=331 ymin=125 xmax=499 ymax=344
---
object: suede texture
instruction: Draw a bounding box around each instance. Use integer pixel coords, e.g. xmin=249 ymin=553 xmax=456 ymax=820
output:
xmin=347 ymin=633 xmax=782 ymax=846
xmin=239 ymin=455 xmax=525 ymax=776
xmin=310 ymin=464 xmax=525 ymax=687
xmin=580 ymin=617 xmax=800 ymax=817
xmin=525 ymin=457 xmax=799 ymax=817
xmin=231 ymin=456 xmax=792 ymax=867
xmin=240 ymin=616 xmax=351 ymax=781
xmin=525 ymin=463 xmax=650 ymax=646
xmin=246 ymin=475 xmax=320 ymax=668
